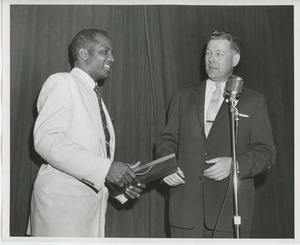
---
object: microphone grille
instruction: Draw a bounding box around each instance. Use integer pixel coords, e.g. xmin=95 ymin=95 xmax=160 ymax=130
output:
xmin=226 ymin=75 xmax=244 ymax=95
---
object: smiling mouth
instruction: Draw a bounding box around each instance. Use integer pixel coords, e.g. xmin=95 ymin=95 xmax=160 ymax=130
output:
xmin=104 ymin=64 xmax=111 ymax=70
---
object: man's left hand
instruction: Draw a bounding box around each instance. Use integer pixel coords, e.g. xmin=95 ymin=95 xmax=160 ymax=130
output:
xmin=125 ymin=183 xmax=146 ymax=199
xmin=204 ymin=157 xmax=232 ymax=181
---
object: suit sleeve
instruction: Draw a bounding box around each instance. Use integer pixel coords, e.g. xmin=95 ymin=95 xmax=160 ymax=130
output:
xmin=237 ymin=94 xmax=276 ymax=179
xmin=34 ymin=74 xmax=112 ymax=191
xmin=155 ymin=91 xmax=180 ymax=159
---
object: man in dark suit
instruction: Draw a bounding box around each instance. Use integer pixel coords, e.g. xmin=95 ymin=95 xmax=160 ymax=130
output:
xmin=155 ymin=31 xmax=276 ymax=238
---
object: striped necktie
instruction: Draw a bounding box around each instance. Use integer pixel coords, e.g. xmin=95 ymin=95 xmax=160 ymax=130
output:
xmin=94 ymin=85 xmax=111 ymax=159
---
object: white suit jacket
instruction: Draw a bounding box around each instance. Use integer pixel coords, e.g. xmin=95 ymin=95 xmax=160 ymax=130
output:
xmin=27 ymin=68 xmax=115 ymax=237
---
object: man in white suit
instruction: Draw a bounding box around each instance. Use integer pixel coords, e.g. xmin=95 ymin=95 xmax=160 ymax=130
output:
xmin=27 ymin=29 xmax=144 ymax=237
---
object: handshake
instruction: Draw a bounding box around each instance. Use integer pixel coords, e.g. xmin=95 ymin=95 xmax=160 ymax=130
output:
xmin=106 ymin=154 xmax=177 ymax=204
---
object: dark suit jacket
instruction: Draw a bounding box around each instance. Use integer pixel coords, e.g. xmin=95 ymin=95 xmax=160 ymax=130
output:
xmin=155 ymin=80 xmax=276 ymax=232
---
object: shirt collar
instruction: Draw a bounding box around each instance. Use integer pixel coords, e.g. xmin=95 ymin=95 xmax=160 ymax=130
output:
xmin=206 ymin=79 xmax=227 ymax=90
xmin=72 ymin=67 xmax=97 ymax=89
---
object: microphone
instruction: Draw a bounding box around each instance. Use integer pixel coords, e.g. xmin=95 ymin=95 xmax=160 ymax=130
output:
xmin=225 ymin=75 xmax=244 ymax=102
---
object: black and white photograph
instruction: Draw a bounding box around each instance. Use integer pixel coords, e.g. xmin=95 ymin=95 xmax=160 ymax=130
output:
xmin=1 ymin=0 xmax=298 ymax=244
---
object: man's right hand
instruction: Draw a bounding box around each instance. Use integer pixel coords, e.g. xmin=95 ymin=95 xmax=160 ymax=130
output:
xmin=163 ymin=167 xmax=185 ymax=186
xmin=106 ymin=161 xmax=136 ymax=187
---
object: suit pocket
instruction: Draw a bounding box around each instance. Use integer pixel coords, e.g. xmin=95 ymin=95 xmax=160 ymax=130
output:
xmin=44 ymin=180 xmax=95 ymax=197
xmin=37 ymin=165 xmax=96 ymax=197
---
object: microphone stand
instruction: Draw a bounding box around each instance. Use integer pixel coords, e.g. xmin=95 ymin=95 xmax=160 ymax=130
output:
xmin=229 ymin=96 xmax=241 ymax=238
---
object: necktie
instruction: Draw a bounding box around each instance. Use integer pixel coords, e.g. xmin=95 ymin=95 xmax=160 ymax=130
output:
xmin=94 ymin=85 xmax=111 ymax=158
xmin=205 ymin=83 xmax=222 ymax=136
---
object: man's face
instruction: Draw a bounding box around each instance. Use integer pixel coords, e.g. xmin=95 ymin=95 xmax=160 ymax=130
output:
xmin=205 ymin=39 xmax=239 ymax=83
xmin=85 ymin=34 xmax=114 ymax=81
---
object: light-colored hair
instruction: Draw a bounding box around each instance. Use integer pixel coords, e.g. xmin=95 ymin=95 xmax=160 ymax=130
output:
xmin=209 ymin=31 xmax=241 ymax=54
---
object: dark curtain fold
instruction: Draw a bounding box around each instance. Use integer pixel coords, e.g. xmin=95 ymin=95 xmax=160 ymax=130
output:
xmin=9 ymin=5 xmax=293 ymax=238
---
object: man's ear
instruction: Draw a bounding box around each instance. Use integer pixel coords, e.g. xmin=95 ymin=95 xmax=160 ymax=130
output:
xmin=78 ymin=48 xmax=89 ymax=61
xmin=232 ymin=53 xmax=240 ymax=67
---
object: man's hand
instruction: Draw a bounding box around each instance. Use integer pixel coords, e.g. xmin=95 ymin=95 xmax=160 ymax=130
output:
xmin=123 ymin=161 xmax=145 ymax=199
xmin=204 ymin=157 xmax=232 ymax=181
xmin=163 ymin=167 xmax=185 ymax=186
xmin=106 ymin=161 xmax=136 ymax=187
xmin=125 ymin=183 xmax=146 ymax=199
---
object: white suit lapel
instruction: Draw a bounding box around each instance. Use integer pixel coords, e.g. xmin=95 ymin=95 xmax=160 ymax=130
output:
xmin=70 ymin=69 xmax=110 ymax=158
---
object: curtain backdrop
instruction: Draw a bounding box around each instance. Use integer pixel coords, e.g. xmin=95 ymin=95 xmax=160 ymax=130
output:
xmin=9 ymin=5 xmax=294 ymax=238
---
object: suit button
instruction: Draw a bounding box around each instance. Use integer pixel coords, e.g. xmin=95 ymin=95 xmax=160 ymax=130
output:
xmin=198 ymin=176 xmax=203 ymax=181
xmin=204 ymin=152 xmax=207 ymax=156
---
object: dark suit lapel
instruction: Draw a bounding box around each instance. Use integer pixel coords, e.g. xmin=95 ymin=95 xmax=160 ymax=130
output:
xmin=213 ymin=98 xmax=229 ymax=125
xmin=208 ymin=88 xmax=232 ymax=134
xmin=193 ymin=81 xmax=206 ymax=132
xmin=214 ymin=88 xmax=247 ymax=125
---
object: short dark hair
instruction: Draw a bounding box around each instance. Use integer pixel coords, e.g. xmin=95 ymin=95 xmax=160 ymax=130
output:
xmin=69 ymin=29 xmax=109 ymax=61
xmin=208 ymin=31 xmax=241 ymax=54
